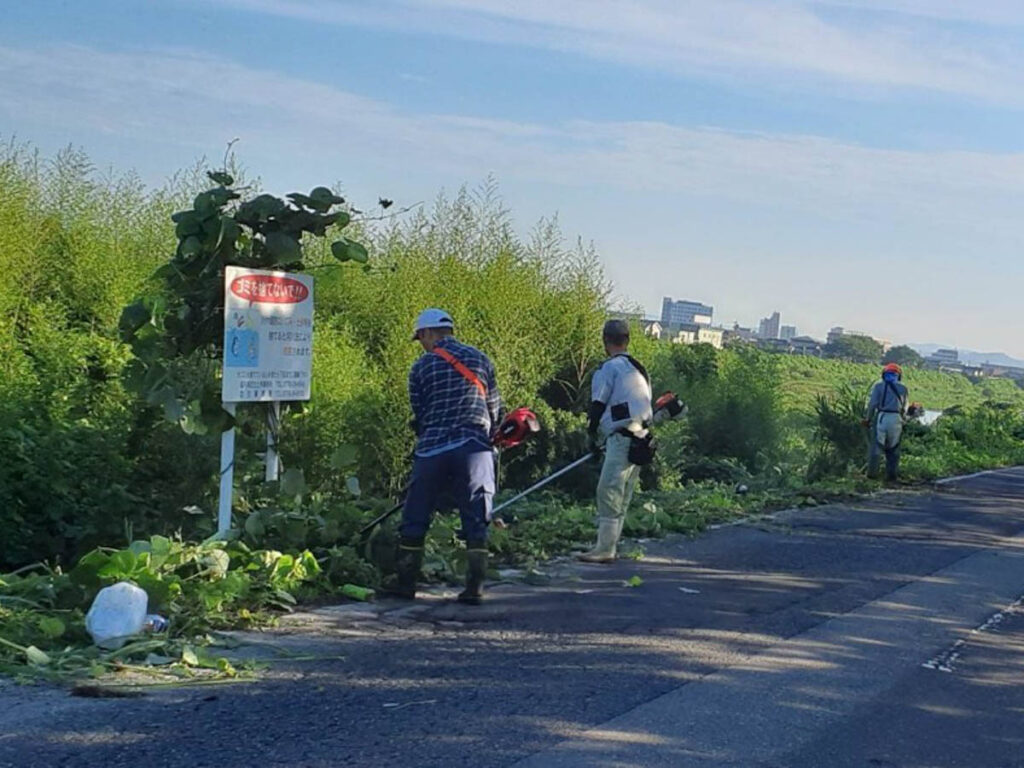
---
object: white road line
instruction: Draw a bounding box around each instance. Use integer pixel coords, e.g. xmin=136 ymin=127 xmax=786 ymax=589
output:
xmin=922 ymin=594 xmax=1024 ymax=673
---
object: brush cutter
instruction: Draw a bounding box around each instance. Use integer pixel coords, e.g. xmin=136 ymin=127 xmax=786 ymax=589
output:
xmin=492 ymin=391 xmax=685 ymax=519
xmin=491 ymin=452 xmax=594 ymax=518
xmin=358 ymin=407 xmax=541 ymax=536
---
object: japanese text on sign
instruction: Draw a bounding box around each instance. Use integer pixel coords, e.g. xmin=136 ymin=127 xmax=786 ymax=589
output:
xmin=222 ymin=266 xmax=314 ymax=403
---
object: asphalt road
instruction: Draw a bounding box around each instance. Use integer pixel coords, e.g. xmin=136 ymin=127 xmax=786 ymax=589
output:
xmin=2 ymin=468 xmax=1023 ymax=768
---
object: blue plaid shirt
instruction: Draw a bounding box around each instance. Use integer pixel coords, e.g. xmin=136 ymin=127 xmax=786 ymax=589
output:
xmin=409 ymin=336 xmax=504 ymax=456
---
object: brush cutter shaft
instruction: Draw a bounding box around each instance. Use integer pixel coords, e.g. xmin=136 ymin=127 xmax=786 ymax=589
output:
xmin=492 ymin=453 xmax=593 ymax=516
xmin=359 ymin=499 xmax=407 ymax=536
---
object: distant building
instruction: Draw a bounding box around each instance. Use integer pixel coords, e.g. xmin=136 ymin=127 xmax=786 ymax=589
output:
xmin=758 ymin=337 xmax=791 ymax=353
xmin=696 ymin=326 xmax=725 ymax=349
xmin=981 ymin=363 xmax=1024 ymax=381
xmin=661 ymin=297 xmax=713 ymax=327
xmin=790 ymin=336 xmax=825 ymax=357
xmin=961 ymin=365 xmax=985 ymax=379
xmin=724 ymin=323 xmax=758 ymax=344
xmin=758 ymin=312 xmax=781 ymax=340
xmin=642 ymin=320 xmax=664 ymax=339
xmin=927 ymin=348 xmax=959 ymax=366
xmin=826 ymin=326 xmax=847 ymax=345
xmin=827 ymin=326 xmax=889 ymax=351
xmin=671 ymin=323 xmax=724 ymax=349
xmin=780 ymin=325 xmax=797 ymax=341
xmin=671 ymin=327 xmax=696 ymax=345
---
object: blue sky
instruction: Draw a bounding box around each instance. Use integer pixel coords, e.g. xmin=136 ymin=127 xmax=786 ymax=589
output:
xmin=2 ymin=0 xmax=1022 ymax=354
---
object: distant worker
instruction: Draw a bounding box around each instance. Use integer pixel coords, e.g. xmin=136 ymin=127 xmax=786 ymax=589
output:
xmin=579 ymin=319 xmax=653 ymax=563
xmin=386 ymin=308 xmax=504 ymax=605
xmin=864 ymin=362 xmax=908 ymax=481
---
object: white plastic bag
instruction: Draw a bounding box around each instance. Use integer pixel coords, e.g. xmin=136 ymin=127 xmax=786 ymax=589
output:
xmin=85 ymin=582 xmax=149 ymax=649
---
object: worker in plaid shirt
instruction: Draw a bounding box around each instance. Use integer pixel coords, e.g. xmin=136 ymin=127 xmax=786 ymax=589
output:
xmin=385 ymin=308 xmax=505 ymax=605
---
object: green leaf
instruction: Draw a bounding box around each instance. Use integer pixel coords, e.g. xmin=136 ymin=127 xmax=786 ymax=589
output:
xmin=201 ymin=549 xmax=230 ymax=578
xmin=623 ymin=575 xmax=644 ymax=588
xmin=308 ymin=186 xmax=344 ymax=212
xmin=331 ymin=240 xmax=352 ymax=262
xmin=130 ymin=324 xmax=166 ymax=363
xmin=179 ymin=235 xmax=203 ymax=259
xmin=162 ymin=396 xmax=185 ymax=423
xmin=281 ymin=518 xmax=307 ymax=548
xmin=329 ymin=444 xmax=359 ymax=469
xmin=331 ymin=238 xmax=368 ymax=263
xmin=345 ymin=476 xmax=361 ymax=497
xmin=236 ymin=194 xmax=285 ymax=224
xmin=264 ymin=231 xmax=301 ymax=265
xmin=70 ymin=550 xmax=111 ymax=591
xmin=38 ymin=617 xmax=66 ymax=639
xmin=287 ymin=192 xmax=315 ymax=209
xmin=25 ymin=646 xmax=51 ymax=666
xmin=193 ymin=191 xmax=218 ymax=216
xmin=208 ymin=186 xmax=239 ymax=207
xmin=118 ymin=300 xmax=151 ymax=340
xmin=98 ymin=549 xmax=139 ymax=579
xmin=217 ymin=217 xmax=242 ymax=250
xmin=199 ymin=391 xmax=236 ymax=433
xmin=207 ymin=171 xmax=235 ymax=186
xmin=172 ymin=212 xmax=201 ymax=237
xmin=181 ymin=645 xmax=199 ymax=666
xmin=179 ymin=401 xmax=208 ymax=436
xmin=347 ymin=241 xmax=369 ymax=264
xmin=171 ymin=209 xmax=196 ymax=224
xmin=299 ymin=550 xmax=321 ymax=576
xmin=244 ymin=513 xmax=265 ymax=540
xmin=280 ymin=468 xmax=307 ymax=497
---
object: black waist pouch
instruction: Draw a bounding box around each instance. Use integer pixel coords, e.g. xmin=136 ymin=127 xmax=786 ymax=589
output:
xmin=627 ymin=433 xmax=657 ymax=466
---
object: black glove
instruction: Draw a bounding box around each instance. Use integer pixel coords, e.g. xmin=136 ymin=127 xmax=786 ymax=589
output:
xmin=588 ymin=432 xmax=603 ymax=461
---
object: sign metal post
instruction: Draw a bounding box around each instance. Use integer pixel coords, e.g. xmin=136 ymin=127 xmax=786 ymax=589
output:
xmin=217 ymin=267 xmax=314 ymax=535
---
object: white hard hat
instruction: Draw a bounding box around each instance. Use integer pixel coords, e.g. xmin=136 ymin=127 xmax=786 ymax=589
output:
xmin=411 ymin=308 xmax=454 ymax=340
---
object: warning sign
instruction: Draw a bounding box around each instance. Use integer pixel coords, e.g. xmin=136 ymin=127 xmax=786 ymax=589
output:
xmin=221 ymin=266 xmax=314 ymax=403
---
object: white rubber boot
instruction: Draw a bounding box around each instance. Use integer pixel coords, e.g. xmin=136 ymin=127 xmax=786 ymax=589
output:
xmin=577 ymin=518 xmax=621 ymax=564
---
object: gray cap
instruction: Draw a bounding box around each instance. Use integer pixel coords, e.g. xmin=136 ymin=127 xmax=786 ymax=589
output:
xmin=602 ymin=319 xmax=630 ymax=339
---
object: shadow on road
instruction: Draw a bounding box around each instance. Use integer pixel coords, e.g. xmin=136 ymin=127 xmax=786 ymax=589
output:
xmin=2 ymin=470 xmax=1023 ymax=768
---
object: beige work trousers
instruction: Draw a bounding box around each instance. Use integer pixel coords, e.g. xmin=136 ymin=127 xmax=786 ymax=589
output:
xmin=596 ymin=433 xmax=641 ymax=521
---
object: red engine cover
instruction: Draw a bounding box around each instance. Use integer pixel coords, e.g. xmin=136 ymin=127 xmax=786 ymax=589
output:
xmin=493 ymin=407 xmax=541 ymax=449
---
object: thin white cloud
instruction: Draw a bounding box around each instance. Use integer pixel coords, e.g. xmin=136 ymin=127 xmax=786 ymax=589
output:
xmin=1 ymin=42 xmax=1021 ymax=233
xmin=811 ymin=0 xmax=1024 ymax=26
xmin=201 ymin=0 xmax=1024 ymax=103
xmin=2 ymin=42 xmax=1021 ymax=353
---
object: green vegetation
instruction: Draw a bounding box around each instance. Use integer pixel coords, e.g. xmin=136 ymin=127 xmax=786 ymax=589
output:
xmin=778 ymin=356 xmax=1023 ymax=413
xmin=2 ymin=142 xmax=1022 ymax=683
xmin=0 ymin=536 xmax=321 ymax=682
xmin=824 ymin=333 xmax=884 ymax=363
xmin=883 ymin=344 xmax=924 ymax=368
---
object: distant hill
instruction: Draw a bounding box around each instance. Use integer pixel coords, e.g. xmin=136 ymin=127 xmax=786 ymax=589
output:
xmin=911 ymin=344 xmax=1024 ymax=369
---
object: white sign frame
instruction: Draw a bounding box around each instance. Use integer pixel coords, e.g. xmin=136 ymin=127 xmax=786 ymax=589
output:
xmin=221 ymin=266 xmax=314 ymax=403
xmin=217 ymin=266 xmax=314 ymax=534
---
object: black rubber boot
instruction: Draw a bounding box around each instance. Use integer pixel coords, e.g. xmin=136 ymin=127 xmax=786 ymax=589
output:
xmin=884 ymin=447 xmax=900 ymax=482
xmin=457 ymin=542 xmax=488 ymax=606
xmin=867 ymin=453 xmax=881 ymax=479
xmin=382 ymin=537 xmax=424 ymax=600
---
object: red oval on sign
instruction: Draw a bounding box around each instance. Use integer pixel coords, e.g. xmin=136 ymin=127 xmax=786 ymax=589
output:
xmin=230 ymin=274 xmax=309 ymax=304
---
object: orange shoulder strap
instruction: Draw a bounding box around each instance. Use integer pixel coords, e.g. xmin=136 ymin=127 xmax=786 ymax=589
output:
xmin=434 ymin=347 xmax=487 ymax=398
